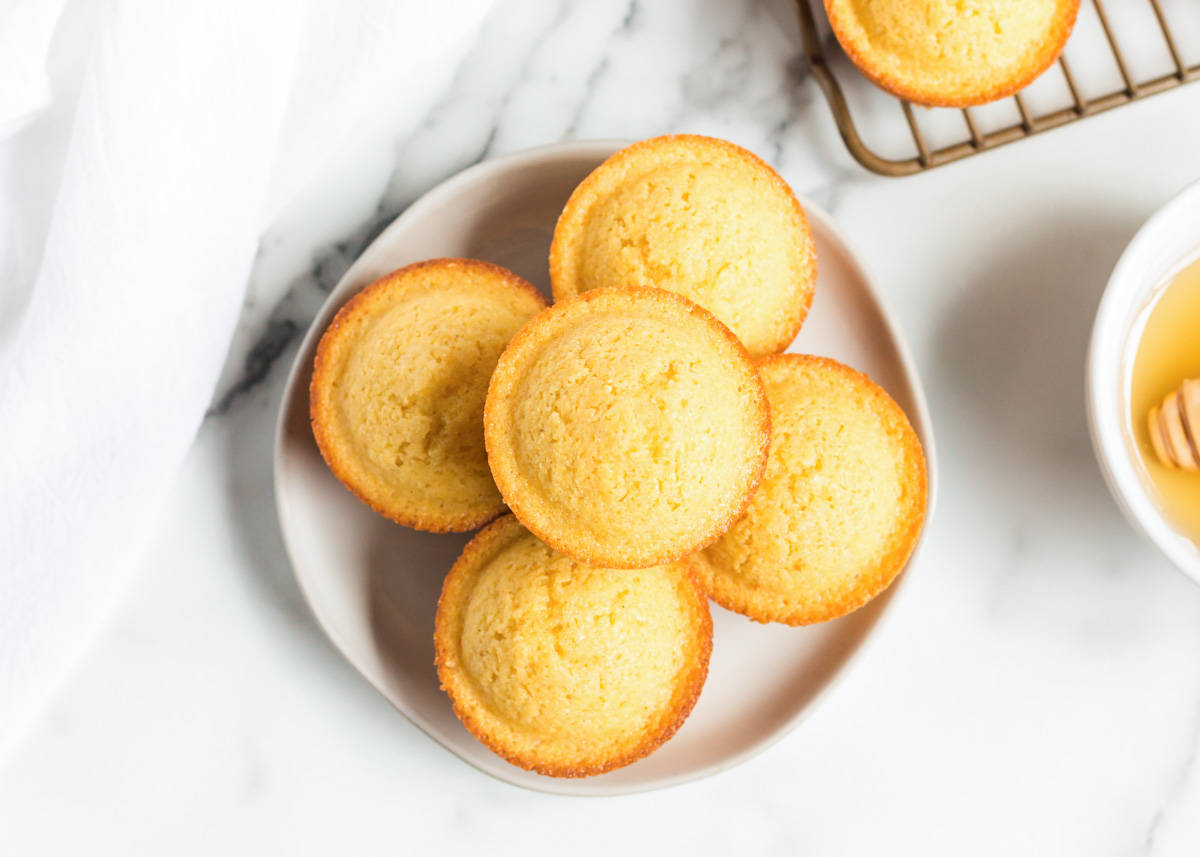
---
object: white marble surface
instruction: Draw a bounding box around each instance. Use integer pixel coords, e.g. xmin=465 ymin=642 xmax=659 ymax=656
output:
xmin=5 ymin=1 xmax=1200 ymax=853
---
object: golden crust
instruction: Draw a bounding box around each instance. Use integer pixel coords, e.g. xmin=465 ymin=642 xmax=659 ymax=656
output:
xmin=434 ymin=515 xmax=713 ymax=778
xmin=310 ymin=258 xmax=547 ymax=533
xmin=549 ymin=134 xmax=816 ymax=357
xmin=693 ymin=354 xmax=927 ymax=625
xmin=824 ymin=0 xmax=1080 ymax=108
xmin=484 ymin=286 xmax=771 ymax=569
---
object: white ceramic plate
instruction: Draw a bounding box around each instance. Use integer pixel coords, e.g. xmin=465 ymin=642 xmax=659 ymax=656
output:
xmin=274 ymin=140 xmax=937 ymax=796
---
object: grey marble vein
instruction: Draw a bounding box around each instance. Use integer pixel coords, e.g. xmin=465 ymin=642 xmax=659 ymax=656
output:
xmin=207 ymin=319 xmax=300 ymax=417
xmin=205 ymin=210 xmax=400 ymax=417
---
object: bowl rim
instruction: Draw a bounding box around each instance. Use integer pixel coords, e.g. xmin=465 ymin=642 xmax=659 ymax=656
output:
xmin=1086 ymin=176 xmax=1200 ymax=584
xmin=272 ymin=138 xmax=940 ymax=795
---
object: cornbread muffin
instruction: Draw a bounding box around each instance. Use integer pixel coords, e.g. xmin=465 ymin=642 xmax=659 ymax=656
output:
xmin=435 ymin=515 xmax=713 ymax=777
xmin=310 ymin=258 xmax=546 ymax=532
xmin=824 ymin=0 xmax=1080 ymax=107
xmin=549 ymin=135 xmax=816 ymax=357
xmin=484 ymin=287 xmax=771 ymax=568
xmin=693 ymin=355 xmax=927 ymax=625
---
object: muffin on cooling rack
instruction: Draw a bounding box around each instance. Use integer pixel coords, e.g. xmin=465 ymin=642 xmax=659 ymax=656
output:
xmin=824 ymin=0 xmax=1080 ymax=107
xmin=434 ymin=515 xmax=713 ymax=777
xmin=549 ymin=134 xmax=816 ymax=357
xmin=693 ymin=354 xmax=927 ymax=626
xmin=484 ymin=286 xmax=771 ymax=568
xmin=310 ymin=258 xmax=546 ymax=532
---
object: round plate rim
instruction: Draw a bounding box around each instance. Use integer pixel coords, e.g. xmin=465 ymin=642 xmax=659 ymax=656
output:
xmin=272 ymin=138 xmax=939 ymax=796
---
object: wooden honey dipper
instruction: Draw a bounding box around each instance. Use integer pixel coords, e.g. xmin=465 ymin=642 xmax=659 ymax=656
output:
xmin=1148 ymin=378 xmax=1200 ymax=470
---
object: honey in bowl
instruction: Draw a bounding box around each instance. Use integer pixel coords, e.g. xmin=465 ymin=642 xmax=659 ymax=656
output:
xmin=1128 ymin=254 xmax=1200 ymax=546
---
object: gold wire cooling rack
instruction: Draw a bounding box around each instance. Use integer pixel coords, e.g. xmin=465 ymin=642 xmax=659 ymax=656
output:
xmin=797 ymin=0 xmax=1200 ymax=176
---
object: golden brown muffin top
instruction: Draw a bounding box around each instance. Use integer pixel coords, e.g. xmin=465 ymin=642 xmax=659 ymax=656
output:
xmin=435 ymin=515 xmax=712 ymax=777
xmin=550 ymin=135 xmax=816 ymax=357
xmin=694 ymin=354 xmax=927 ymax=625
xmin=485 ymin=287 xmax=770 ymax=568
xmin=310 ymin=258 xmax=546 ymax=532
xmin=825 ymin=0 xmax=1079 ymax=107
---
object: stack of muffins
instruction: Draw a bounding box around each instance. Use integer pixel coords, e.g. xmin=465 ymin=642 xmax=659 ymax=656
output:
xmin=310 ymin=135 xmax=928 ymax=778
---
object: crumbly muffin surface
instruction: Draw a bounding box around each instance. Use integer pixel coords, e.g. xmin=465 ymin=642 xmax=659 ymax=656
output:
xmin=310 ymin=258 xmax=546 ymax=531
xmin=550 ymin=135 xmax=815 ymax=357
xmin=435 ymin=516 xmax=712 ymax=777
xmin=694 ymin=354 xmax=927 ymax=625
xmin=485 ymin=287 xmax=770 ymax=568
xmin=824 ymin=0 xmax=1079 ymax=106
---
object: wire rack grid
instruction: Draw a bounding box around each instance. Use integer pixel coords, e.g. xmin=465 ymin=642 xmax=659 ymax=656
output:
xmin=797 ymin=0 xmax=1200 ymax=176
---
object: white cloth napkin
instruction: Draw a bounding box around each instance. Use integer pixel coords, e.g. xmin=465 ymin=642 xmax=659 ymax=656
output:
xmin=0 ymin=0 xmax=492 ymax=754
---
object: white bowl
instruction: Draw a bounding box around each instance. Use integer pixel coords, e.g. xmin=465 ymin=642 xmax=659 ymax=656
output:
xmin=1087 ymin=178 xmax=1200 ymax=584
xmin=274 ymin=140 xmax=937 ymax=794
